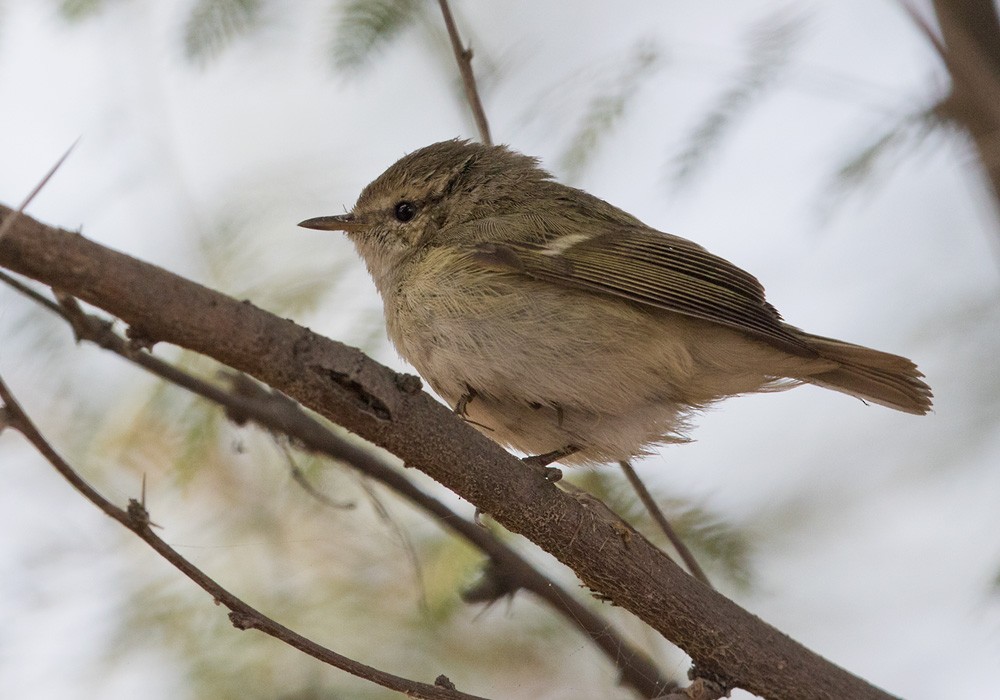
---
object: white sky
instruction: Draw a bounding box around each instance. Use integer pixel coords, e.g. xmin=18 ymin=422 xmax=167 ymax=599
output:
xmin=1 ymin=1 xmax=999 ymax=698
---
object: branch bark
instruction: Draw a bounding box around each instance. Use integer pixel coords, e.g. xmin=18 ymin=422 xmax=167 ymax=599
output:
xmin=0 ymin=205 xmax=900 ymax=700
xmin=437 ymin=0 xmax=492 ymax=146
xmin=0 ymin=275 xmax=674 ymax=698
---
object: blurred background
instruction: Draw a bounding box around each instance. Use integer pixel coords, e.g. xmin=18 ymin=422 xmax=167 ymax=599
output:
xmin=1 ymin=1 xmax=998 ymax=698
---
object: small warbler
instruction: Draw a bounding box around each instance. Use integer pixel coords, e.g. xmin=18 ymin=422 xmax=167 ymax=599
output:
xmin=300 ymin=140 xmax=931 ymax=466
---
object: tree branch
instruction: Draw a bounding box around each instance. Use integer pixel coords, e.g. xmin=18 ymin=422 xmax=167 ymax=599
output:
xmin=437 ymin=0 xmax=492 ymax=145
xmin=0 ymin=205 xmax=900 ymax=700
xmin=901 ymin=0 xmax=1000 ymax=215
xmin=0 ymin=374 xmax=487 ymax=700
xmin=1 ymin=274 xmax=674 ymax=698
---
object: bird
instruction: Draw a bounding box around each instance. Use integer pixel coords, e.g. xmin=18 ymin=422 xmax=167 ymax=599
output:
xmin=300 ymin=139 xmax=931 ymax=468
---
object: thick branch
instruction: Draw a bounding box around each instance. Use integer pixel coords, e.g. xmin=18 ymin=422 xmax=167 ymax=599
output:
xmin=0 ymin=206 xmax=899 ymax=700
xmin=911 ymin=0 xmax=1000 ymax=211
xmin=1 ymin=277 xmax=672 ymax=699
xmin=933 ymin=0 xmax=1000 ymax=77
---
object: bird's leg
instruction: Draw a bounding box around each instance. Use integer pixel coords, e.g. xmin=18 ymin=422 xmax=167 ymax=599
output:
xmin=452 ymin=386 xmax=494 ymax=432
xmin=454 ymin=385 xmax=477 ymax=418
xmin=521 ymin=445 xmax=579 ymax=482
xmin=619 ymin=460 xmax=713 ymax=588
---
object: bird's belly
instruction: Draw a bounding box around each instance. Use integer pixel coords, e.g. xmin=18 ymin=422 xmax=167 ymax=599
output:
xmin=385 ymin=276 xmax=706 ymax=463
xmin=383 ymin=269 xmax=828 ymax=464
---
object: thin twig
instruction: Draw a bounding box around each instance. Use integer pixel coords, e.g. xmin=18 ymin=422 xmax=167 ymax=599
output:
xmin=898 ymin=1 xmax=950 ymax=60
xmin=280 ymin=439 xmax=430 ymax=612
xmin=0 ymin=138 xmax=78 ymax=242
xmin=0 ymin=270 xmax=63 ymax=314
xmin=0 ymin=375 xmax=486 ymax=700
xmin=619 ymin=460 xmax=713 ymax=589
xmin=0 ymin=275 xmax=675 ymax=699
xmin=437 ymin=0 xmax=492 ymax=146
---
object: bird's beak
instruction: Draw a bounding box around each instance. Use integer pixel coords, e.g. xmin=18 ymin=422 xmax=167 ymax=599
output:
xmin=297 ymin=213 xmax=361 ymax=232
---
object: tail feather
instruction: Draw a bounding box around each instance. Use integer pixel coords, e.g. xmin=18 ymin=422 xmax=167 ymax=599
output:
xmin=796 ymin=332 xmax=932 ymax=415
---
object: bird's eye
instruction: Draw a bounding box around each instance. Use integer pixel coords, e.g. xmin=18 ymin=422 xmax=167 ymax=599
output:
xmin=394 ymin=201 xmax=417 ymax=223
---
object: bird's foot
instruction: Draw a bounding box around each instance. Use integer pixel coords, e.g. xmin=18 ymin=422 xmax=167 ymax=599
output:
xmin=521 ymin=445 xmax=580 ymax=481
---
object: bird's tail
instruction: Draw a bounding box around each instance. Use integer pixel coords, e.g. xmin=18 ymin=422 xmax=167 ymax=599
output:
xmin=795 ymin=331 xmax=932 ymax=415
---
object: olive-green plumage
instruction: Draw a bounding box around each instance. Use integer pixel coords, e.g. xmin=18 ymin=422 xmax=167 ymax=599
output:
xmin=300 ymin=139 xmax=931 ymax=466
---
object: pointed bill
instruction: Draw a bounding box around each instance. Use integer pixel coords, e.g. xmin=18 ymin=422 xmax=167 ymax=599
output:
xmin=297 ymin=214 xmax=361 ymax=232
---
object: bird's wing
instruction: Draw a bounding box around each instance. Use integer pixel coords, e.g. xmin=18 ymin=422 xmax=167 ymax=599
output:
xmin=462 ymin=217 xmax=814 ymax=356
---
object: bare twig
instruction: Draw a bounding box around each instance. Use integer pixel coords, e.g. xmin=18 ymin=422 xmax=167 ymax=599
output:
xmin=619 ymin=461 xmax=713 ymax=589
xmin=0 ymin=272 xmax=675 ymax=699
xmin=437 ymin=0 xmax=492 ymax=145
xmin=0 ymin=138 xmax=78 ymax=242
xmin=0 ymin=269 xmax=64 ymax=314
xmin=898 ymin=1 xmax=950 ymax=61
xmin=0 ymin=375 xmax=487 ymax=700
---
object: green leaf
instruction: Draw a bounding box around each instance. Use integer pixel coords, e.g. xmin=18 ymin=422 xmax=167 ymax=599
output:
xmin=183 ymin=0 xmax=263 ymax=66
xmin=331 ymin=0 xmax=422 ymax=73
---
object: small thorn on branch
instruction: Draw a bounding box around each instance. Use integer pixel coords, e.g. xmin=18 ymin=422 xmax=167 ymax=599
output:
xmin=126 ymin=498 xmax=152 ymax=530
xmin=0 ymin=137 xmax=78 ymax=243
xmin=434 ymin=675 xmax=457 ymax=690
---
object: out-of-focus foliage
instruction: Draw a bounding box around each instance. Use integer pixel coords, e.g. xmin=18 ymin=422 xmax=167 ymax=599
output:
xmin=195 ymin=212 xmax=345 ymax=319
xmin=58 ymin=0 xmax=109 ymax=21
xmin=95 ymin=403 xmax=646 ymax=697
xmin=330 ymin=0 xmax=424 ymax=73
xmin=824 ymin=105 xmax=949 ymax=210
xmin=671 ymin=8 xmax=808 ymax=186
xmin=183 ymin=0 xmax=264 ymax=65
xmin=59 ymin=0 xmax=266 ymax=64
xmin=50 ymin=0 xmax=967 ymax=220
xmin=836 ymin=108 xmax=940 ymax=188
xmin=557 ymin=42 xmax=665 ymax=182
